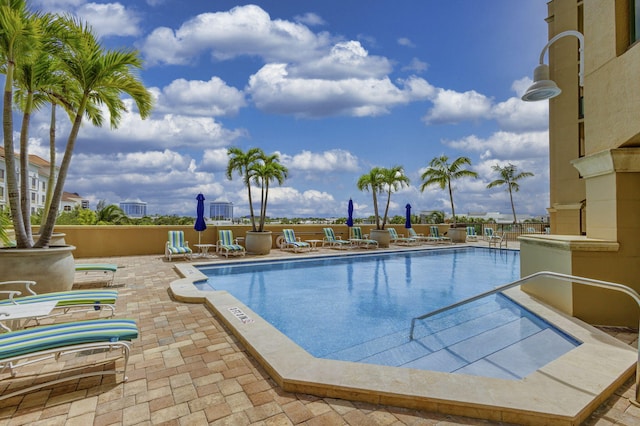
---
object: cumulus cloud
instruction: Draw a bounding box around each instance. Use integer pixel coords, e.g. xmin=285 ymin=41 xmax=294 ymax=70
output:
xmin=294 ymin=12 xmax=326 ymax=26
xmin=444 ymin=131 xmax=549 ymax=159
xmin=279 ymin=149 xmax=360 ymax=172
xmin=247 ymin=64 xmax=433 ymax=117
xmin=154 ymin=77 xmax=246 ymax=117
xmin=423 ymin=89 xmax=493 ymax=124
xmin=141 ymin=5 xmax=330 ymax=66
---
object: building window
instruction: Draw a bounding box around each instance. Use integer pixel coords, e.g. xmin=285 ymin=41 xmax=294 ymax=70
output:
xmin=31 ymin=192 xmax=36 ymax=202
xmin=0 ymin=168 xmax=4 ymax=181
xmin=578 ymin=122 xmax=585 ymax=158
xmin=0 ymin=187 xmax=3 ymax=199
xmin=31 ymin=177 xmax=37 ymax=189
xmin=41 ymin=181 xmax=45 ymax=191
xmin=64 ymin=205 xmax=71 ymax=211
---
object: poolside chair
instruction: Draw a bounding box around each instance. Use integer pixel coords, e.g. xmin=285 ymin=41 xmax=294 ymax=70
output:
xmin=75 ymin=263 xmax=118 ymax=286
xmin=407 ymin=227 xmax=432 ymax=244
xmin=281 ymin=229 xmax=311 ymax=253
xmin=466 ymin=226 xmax=478 ymax=242
xmin=322 ymin=228 xmax=351 ymax=249
xmin=0 ymin=280 xmax=117 ymax=328
xmin=0 ymin=318 xmax=138 ymax=401
xmin=429 ymin=226 xmax=451 ymax=244
xmin=488 ymin=231 xmax=507 ymax=248
xmin=350 ymin=227 xmax=378 ymax=249
xmin=388 ymin=228 xmax=417 ymax=246
xmin=217 ymin=230 xmax=246 ymax=258
xmin=165 ymin=230 xmax=193 ymax=261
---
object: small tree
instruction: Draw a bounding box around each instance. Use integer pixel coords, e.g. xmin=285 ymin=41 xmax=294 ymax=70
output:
xmin=358 ymin=166 xmax=409 ymax=230
xmin=420 ymin=155 xmax=478 ymax=225
xmin=487 ymin=163 xmax=534 ymax=223
xmin=226 ymin=147 xmax=288 ymax=232
xmin=380 ymin=166 xmax=410 ymax=229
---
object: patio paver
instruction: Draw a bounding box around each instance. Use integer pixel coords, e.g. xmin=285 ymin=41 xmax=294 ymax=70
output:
xmin=0 ymin=244 xmax=638 ymax=425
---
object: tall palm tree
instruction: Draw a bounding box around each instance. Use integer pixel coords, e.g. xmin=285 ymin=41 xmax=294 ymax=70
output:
xmin=420 ymin=155 xmax=478 ymax=225
xmin=357 ymin=167 xmax=385 ymax=229
xmin=226 ymin=147 xmax=264 ymax=232
xmin=380 ymin=166 xmax=410 ymax=229
xmin=486 ymin=163 xmax=534 ymax=223
xmin=36 ymin=16 xmax=153 ymax=247
xmin=0 ymin=0 xmax=41 ymax=247
xmin=252 ymin=152 xmax=288 ymax=232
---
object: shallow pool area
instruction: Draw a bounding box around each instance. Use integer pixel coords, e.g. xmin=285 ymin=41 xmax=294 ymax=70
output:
xmin=170 ymin=247 xmax=637 ymax=425
xmin=195 ymin=248 xmax=580 ymax=379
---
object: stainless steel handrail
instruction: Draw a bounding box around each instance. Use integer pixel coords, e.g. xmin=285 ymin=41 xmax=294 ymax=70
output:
xmin=408 ymin=270 xmax=640 ymax=402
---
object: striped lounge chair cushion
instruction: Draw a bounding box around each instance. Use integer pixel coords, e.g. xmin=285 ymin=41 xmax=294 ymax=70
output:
xmin=0 ymin=290 xmax=118 ymax=307
xmin=0 ymin=319 xmax=138 ymax=359
xmin=75 ymin=263 xmax=118 ymax=272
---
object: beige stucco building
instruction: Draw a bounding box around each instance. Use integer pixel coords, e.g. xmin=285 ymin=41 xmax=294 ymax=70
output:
xmin=520 ymin=0 xmax=640 ymax=327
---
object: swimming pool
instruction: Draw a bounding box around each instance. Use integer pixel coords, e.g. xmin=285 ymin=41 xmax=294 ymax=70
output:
xmin=196 ymin=247 xmax=580 ymax=379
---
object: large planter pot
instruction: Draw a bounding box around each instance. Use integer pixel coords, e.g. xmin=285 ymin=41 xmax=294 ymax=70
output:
xmin=370 ymin=229 xmax=391 ymax=248
xmin=448 ymin=227 xmax=467 ymax=243
xmin=245 ymin=231 xmax=272 ymax=255
xmin=0 ymin=245 xmax=76 ymax=294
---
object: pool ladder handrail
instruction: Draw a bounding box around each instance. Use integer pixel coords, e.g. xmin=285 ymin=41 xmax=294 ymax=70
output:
xmin=408 ymin=270 xmax=640 ymax=402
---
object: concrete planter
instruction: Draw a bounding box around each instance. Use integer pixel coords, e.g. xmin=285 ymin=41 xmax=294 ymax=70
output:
xmin=370 ymin=229 xmax=391 ymax=248
xmin=448 ymin=227 xmax=467 ymax=243
xmin=0 ymin=245 xmax=76 ymax=294
xmin=245 ymin=231 xmax=272 ymax=255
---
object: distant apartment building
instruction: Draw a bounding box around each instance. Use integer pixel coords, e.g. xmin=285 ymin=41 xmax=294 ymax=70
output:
xmin=0 ymin=147 xmax=88 ymax=214
xmin=119 ymin=200 xmax=147 ymax=218
xmin=210 ymin=201 xmax=233 ymax=221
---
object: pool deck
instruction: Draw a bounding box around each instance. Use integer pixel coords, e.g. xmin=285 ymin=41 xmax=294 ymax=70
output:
xmin=1 ymin=242 xmax=639 ymax=425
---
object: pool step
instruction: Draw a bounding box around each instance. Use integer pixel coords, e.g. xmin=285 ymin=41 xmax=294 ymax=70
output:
xmin=326 ymin=295 xmax=579 ymax=380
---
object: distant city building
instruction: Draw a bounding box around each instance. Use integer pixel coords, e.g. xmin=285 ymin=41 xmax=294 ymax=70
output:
xmin=120 ymin=200 xmax=147 ymax=218
xmin=0 ymin=147 xmax=87 ymax=214
xmin=210 ymin=201 xmax=233 ymax=221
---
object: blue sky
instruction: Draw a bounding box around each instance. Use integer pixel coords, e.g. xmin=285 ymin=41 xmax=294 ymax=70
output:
xmin=28 ymin=0 xmax=550 ymax=220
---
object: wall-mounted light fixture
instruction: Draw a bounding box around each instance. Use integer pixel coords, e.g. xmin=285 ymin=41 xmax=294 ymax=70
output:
xmin=522 ymin=30 xmax=584 ymax=102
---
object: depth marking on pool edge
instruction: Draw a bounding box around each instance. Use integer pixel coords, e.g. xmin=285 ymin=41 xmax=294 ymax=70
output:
xmin=228 ymin=307 xmax=254 ymax=324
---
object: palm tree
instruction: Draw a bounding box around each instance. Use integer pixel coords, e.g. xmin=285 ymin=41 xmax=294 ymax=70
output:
xmin=420 ymin=155 xmax=478 ymax=225
xmin=252 ymin=152 xmax=288 ymax=232
xmin=380 ymin=166 xmax=410 ymax=229
xmin=357 ymin=167 xmax=385 ymax=229
xmin=1 ymin=0 xmax=42 ymax=247
xmin=35 ymin=16 xmax=153 ymax=247
xmin=226 ymin=147 xmax=264 ymax=232
xmin=486 ymin=163 xmax=534 ymax=223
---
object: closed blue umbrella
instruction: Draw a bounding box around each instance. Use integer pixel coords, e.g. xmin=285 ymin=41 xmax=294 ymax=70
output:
xmin=347 ymin=198 xmax=354 ymax=227
xmin=405 ymin=203 xmax=412 ymax=229
xmin=194 ymin=193 xmax=207 ymax=244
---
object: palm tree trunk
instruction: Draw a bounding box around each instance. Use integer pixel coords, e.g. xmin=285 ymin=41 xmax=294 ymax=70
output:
xmin=42 ymin=103 xmax=57 ymax=226
xmin=36 ymin=95 xmax=87 ymax=247
xmin=509 ymin=187 xmax=517 ymax=223
xmin=3 ymin=64 xmax=29 ymax=247
xmin=372 ymin=190 xmax=381 ymax=229
xmin=448 ymin=181 xmax=456 ymax=225
xmin=19 ymin=96 xmax=34 ymax=244
xmin=381 ymin=188 xmax=392 ymax=229
xmin=260 ymin=182 xmax=269 ymax=232
xmin=246 ymin=173 xmax=257 ymax=232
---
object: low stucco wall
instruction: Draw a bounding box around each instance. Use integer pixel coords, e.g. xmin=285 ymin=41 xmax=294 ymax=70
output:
xmin=54 ymin=224 xmax=443 ymax=258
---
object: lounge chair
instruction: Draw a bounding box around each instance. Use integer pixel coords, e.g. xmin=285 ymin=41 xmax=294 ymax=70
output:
xmin=75 ymin=263 xmax=118 ymax=286
xmin=0 ymin=280 xmax=117 ymax=327
xmin=281 ymin=229 xmax=311 ymax=253
xmin=388 ymin=228 xmax=417 ymax=246
xmin=322 ymin=228 xmax=351 ymax=249
xmin=0 ymin=318 xmax=138 ymax=401
xmin=217 ymin=230 xmax=246 ymax=258
xmin=350 ymin=227 xmax=378 ymax=249
xmin=407 ymin=228 xmax=433 ymax=244
xmin=429 ymin=226 xmax=452 ymax=244
xmin=165 ymin=230 xmax=193 ymax=261
xmin=466 ymin=226 xmax=478 ymax=242
xmin=484 ymin=227 xmax=496 ymax=241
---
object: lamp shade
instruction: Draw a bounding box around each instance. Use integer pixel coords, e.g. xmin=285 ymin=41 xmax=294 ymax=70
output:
xmin=521 ymin=64 xmax=562 ymax=102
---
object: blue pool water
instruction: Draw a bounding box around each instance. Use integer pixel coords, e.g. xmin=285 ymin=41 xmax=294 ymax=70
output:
xmin=196 ymin=248 xmax=580 ymax=379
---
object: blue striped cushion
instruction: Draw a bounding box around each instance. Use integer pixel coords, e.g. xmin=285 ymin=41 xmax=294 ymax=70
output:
xmin=0 ymin=290 xmax=118 ymax=307
xmin=168 ymin=246 xmax=192 ymax=254
xmin=0 ymin=319 xmax=138 ymax=359
xmin=220 ymin=244 xmax=243 ymax=251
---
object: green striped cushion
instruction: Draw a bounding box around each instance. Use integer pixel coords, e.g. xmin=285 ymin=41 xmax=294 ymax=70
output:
xmin=220 ymin=244 xmax=243 ymax=251
xmin=168 ymin=246 xmax=192 ymax=254
xmin=75 ymin=263 xmax=118 ymax=272
xmin=0 ymin=290 xmax=118 ymax=307
xmin=0 ymin=319 xmax=138 ymax=359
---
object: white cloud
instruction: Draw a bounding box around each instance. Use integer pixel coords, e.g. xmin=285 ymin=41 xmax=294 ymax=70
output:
xmin=444 ymin=131 xmax=549 ymax=160
xmin=294 ymin=12 xmax=326 ymax=26
xmin=402 ymin=57 xmax=429 ymax=73
xmin=279 ymin=149 xmax=360 ymax=172
xmin=76 ymin=3 xmax=141 ymax=37
xmin=141 ymin=5 xmax=330 ymax=66
xmin=423 ymin=89 xmax=493 ymax=124
xmin=155 ymin=77 xmax=246 ymax=117
xmin=247 ymin=64 xmax=432 ymax=117
xmin=397 ymin=37 xmax=415 ymax=48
